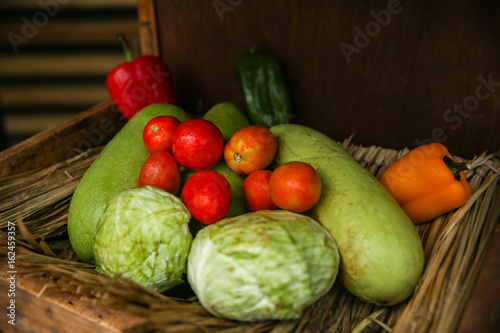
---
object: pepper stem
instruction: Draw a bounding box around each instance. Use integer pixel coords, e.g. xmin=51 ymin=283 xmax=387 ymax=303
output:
xmin=444 ymin=156 xmax=469 ymax=180
xmin=116 ymin=33 xmax=133 ymax=62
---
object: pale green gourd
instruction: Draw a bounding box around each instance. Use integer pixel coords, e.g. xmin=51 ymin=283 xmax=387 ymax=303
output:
xmin=270 ymin=124 xmax=424 ymax=306
xmin=203 ymin=102 xmax=251 ymax=141
xmin=68 ymin=104 xmax=190 ymax=263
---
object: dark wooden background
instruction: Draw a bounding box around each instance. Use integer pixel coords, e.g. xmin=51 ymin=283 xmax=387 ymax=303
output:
xmin=153 ymin=0 xmax=499 ymax=159
xmin=0 ymin=0 xmax=138 ymax=148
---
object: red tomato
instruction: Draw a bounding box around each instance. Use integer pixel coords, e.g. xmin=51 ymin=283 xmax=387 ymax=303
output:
xmin=138 ymin=151 xmax=181 ymax=195
xmin=181 ymin=170 xmax=231 ymax=224
xmin=223 ymin=125 xmax=277 ymax=175
xmin=269 ymin=162 xmax=322 ymax=213
xmin=172 ymin=119 xmax=224 ymax=171
xmin=243 ymin=170 xmax=278 ymax=212
xmin=143 ymin=115 xmax=181 ymax=154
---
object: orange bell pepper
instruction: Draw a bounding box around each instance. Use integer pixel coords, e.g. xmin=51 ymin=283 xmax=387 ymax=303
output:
xmin=379 ymin=143 xmax=471 ymax=224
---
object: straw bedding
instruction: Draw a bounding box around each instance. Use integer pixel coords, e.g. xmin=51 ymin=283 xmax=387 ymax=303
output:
xmin=0 ymin=140 xmax=499 ymax=333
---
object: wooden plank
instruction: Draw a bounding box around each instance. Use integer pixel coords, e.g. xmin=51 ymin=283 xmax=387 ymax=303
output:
xmin=0 ymin=20 xmax=139 ymax=46
xmin=458 ymin=218 xmax=500 ymax=333
xmin=0 ymin=100 xmax=126 ymax=178
xmin=1 ymin=84 xmax=109 ymax=108
xmin=4 ymin=113 xmax=76 ymax=136
xmin=0 ymin=0 xmax=138 ymax=10
xmin=152 ymin=0 xmax=500 ymax=159
xmin=0 ymin=258 xmax=146 ymax=332
xmin=0 ymin=53 xmax=124 ymax=77
xmin=138 ymin=0 xmax=159 ymax=57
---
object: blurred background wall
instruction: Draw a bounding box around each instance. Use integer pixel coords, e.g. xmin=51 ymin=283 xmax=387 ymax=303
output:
xmin=0 ymin=0 xmax=140 ymax=150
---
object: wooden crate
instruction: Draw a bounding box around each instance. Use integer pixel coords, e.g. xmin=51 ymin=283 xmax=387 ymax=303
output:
xmin=0 ymin=0 xmax=499 ymax=332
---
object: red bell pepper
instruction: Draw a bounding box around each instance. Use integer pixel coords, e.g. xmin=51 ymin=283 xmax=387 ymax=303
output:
xmin=106 ymin=34 xmax=177 ymax=120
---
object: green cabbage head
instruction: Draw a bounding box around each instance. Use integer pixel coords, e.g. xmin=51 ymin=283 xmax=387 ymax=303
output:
xmin=188 ymin=210 xmax=340 ymax=321
xmin=93 ymin=185 xmax=192 ymax=293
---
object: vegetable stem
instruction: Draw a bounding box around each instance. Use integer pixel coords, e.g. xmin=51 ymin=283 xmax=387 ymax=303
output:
xmin=444 ymin=156 xmax=469 ymax=180
xmin=116 ymin=33 xmax=134 ymax=62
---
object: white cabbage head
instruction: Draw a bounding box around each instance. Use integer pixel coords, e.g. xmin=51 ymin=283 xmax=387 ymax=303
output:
xmin=188 ymin=210 xmax=339 ymax=321
xmin=93 ymin=186 xmax=192 ymax=293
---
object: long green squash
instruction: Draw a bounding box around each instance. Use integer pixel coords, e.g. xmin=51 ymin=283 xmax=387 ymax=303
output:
xmin=270 ymin=124 xmax=424 ymax=306
xmin=68 ymin=104 xmax=190 ymax=263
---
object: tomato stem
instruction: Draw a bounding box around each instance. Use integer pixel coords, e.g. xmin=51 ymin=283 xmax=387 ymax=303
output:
xmin=234 ymin=153 xmax=243 ymax=163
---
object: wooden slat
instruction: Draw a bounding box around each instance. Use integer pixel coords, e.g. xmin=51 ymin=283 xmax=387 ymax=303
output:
xmin=0 ymin=53 xmax=125 ymax=77
xmin=4 ymin=113 xmax=76 ymax=136
xmin=0 ymin=20 xmax=139 ymax=46
xmin=138 ymin=0 xmax=159 ymax=57
xmin=1 ymin=84 xmax=109 ymax=108
xmin=0 ymin=0 xmax=137 ymax=10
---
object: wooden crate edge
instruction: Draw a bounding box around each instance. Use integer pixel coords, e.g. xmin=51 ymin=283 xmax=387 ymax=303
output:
xmin=0 ymin=100 xmax=125 ymax=178
xmin=138 ymin=0 xmax=159 ymax=57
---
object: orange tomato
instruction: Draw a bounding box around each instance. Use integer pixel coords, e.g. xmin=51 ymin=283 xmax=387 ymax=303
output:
xmin=269 ymin=162 xmax=322 ymax=213
xmin=223 ymin=125 xmax=277 ymax=175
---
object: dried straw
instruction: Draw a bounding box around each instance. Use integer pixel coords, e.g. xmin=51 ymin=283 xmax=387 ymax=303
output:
xmin=0 ymin=147 xmax=102 ymax=243
xmin=0 ymin=141 xmax=498 ymax=333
